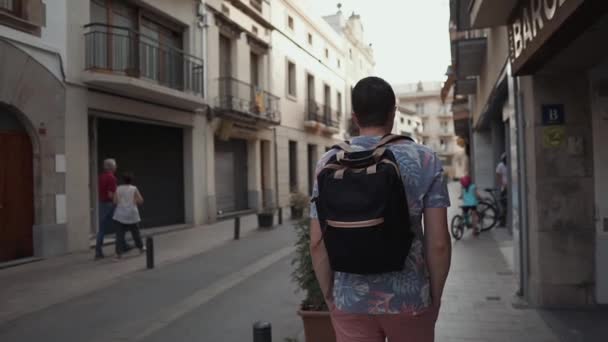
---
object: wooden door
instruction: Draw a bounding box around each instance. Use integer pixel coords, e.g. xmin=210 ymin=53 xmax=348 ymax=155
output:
xmin=0 ymin=132 xmax=34 ymax=262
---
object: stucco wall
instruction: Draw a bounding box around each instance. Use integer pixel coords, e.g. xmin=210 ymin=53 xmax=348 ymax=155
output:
xmin=524 ymin=73 xmax=596 ymax=306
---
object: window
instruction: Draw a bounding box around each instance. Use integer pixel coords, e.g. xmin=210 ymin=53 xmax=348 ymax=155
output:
xmin=250 ymin=0 xmax=262 ymax=11
xmin=408 ymin=119 xmax=412 ymax=125
xmin=325 ymin=48 xmax=329 ymax=59
xmin=440 ymin=121 xmax=449 ymax=133
xmin=287 ymin=61 xmax=296 ymax=97
xmin=440 ymin=139 xmax=447 ymax=151
xmin=415 ymin=103 xmax=425 ymax=115
xmin=287 ymin=15 xmax=294 ymax=30
xmin=400 ymin=117 xmax=405 ymax=124
xmin=0 ymin=0 xmax=44 ymax=35
xmin=337 ymin=59 xmax=341 ymax=68
xmin=349 ymin=48 xmax=353 ymax=59
xmin=308 ymin=33 xmax=313 ymax=45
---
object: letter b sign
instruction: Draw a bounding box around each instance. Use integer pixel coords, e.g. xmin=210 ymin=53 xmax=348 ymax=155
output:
xmin=542 ymin=104 xmax=565 ymax=126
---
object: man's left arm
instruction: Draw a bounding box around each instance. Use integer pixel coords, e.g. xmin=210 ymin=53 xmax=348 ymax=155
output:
xmin=310 ymin=218 xmax=334 ymax=306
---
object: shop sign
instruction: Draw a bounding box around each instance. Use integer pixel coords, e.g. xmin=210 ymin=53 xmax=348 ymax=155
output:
xmin=508 ymin=0 xmax=584 ymax=74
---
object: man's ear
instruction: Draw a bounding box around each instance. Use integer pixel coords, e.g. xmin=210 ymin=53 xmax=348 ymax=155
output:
xmin=352 ymin=112 xmax=360 ymax=128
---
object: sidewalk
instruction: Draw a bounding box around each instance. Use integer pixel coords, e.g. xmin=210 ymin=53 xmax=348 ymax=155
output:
xmin=440 ymin=182 xmax=608 ymax=342
xmin=0 ymin=213 xmax=272 ymax=324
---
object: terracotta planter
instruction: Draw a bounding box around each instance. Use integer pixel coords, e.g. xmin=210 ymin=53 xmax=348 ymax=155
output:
xmin=291 ymin=207 xmax=304 ymax=219
xmin=257 ymin=213 xmax=274 ymax=228
xmin=298 ymin=310 xmax=336 ymax=342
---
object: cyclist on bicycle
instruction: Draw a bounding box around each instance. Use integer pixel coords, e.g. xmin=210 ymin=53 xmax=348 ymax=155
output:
xmin=460 ymin=175 xmax=481 ymax=236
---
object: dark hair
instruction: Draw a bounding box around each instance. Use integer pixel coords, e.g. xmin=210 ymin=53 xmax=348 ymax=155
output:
xmin=352 ymin=77 xmax=396 ymax=127
xmin=122 ymin=172 xmax=134 ymax=184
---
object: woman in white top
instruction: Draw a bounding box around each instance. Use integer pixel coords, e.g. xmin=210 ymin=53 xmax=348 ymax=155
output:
xmin=113 ymin=173 xmax=144 ymax=258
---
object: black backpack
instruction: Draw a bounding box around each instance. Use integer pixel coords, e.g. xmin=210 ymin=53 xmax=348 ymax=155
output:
xmin=314 ymin=134 xmax=415 ymax=275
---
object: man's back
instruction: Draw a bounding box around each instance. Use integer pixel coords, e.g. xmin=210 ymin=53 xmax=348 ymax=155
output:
xmin=311 ymin=135 xmax=450 ymax=314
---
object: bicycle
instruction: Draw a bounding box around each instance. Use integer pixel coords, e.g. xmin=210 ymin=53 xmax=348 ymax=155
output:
xmin=451 ymin=202 xmax=497 ymax=240
xmin=482 ymin=188 xmax=506 ymax=227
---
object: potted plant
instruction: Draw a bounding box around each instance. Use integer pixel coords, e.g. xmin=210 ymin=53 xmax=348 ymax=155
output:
xmin=290 ymin=192 xmax=309 ymax=219
xmin=292 ymin=218 xmax=336 ymax=342
xmin=257 ymin=208 xmax=275 ymax=229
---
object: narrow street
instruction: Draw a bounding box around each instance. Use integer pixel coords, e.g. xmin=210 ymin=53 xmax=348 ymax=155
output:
xmin=0 ymin=225 xmax=304 ymax=342
xmin=2 ymin=183 xmax=604 ymax=342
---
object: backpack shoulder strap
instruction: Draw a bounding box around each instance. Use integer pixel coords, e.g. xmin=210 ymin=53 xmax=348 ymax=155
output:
xmin=374 ymin=134 xmax=414 ymax=149
xmin=331 ymin=141 xmax=354 ymax=153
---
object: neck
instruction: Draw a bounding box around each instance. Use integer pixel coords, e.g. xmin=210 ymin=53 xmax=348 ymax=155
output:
xmin=358 ymin=126 xmax=391 ymax=137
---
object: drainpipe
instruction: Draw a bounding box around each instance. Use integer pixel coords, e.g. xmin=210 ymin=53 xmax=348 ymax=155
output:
xmin=198 ymin=0 xmax=209 ymax=100
xmin=515 ymin=76 xmax=529 ymax=299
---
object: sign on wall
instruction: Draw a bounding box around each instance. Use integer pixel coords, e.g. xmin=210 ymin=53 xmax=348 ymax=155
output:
xmin=542 ymin=104 xmax=565 ymax=125
xmin=508 ymin=0 xmax=584 ymax=75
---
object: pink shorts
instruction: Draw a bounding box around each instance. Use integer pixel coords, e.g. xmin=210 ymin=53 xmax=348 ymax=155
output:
xmin=330 ymin=306 xmax=440 ymax=342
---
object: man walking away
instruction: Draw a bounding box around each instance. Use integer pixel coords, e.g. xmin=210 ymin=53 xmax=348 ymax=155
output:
xmin=95 ymin=158 xmax=117 ymax=260
xmin=496 ymin=152 xmax=508 ymax=227
xmin=310 ymin=77 xmax=452 ymax=342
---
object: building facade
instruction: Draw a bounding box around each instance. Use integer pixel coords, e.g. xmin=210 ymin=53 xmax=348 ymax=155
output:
xmin=270 ymin=1 xmax=375 ymax=207
xmin=0 ymin=0 xmax=374 ymax=263
xmin=447 ymin=0 xmax=608 ymax=307
xmin=396 ymin=82 xmax=467 ymax=179
xmin=323 ymin=7 xmax=376 ymax=139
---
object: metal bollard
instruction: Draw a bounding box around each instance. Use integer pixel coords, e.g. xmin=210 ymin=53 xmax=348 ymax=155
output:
xmin=253 ymin=321 xmax=271 ymax=342
xmin=146 ymin=237 xmax=154 ymax=269
xmin=234 ymin=216 xmax=241 ymax=240
xmin=278 ymin=208 xmax=283 ymax=225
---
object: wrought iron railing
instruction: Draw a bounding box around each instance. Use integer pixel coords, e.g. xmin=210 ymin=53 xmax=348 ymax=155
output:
xmin=306 ymin=99 xmax=323 ymax=123
xmin=323 ymin=106 xmax=339 ymax=129
xmin=215 ymin=77 xmax=280 ymax=124
xmin=84 ymin=23 xmax=204 ymax=97
xmin=306 ymin=100 xmax=339 ymax=129
xmin=0 ymin=0 xmax=15 ymax=12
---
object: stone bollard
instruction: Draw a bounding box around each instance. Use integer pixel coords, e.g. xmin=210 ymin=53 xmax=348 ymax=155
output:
xmin=146 ymin=237 xmax=154 ymax=269
xmin=253 ymin=321 xmax=271 ymax=342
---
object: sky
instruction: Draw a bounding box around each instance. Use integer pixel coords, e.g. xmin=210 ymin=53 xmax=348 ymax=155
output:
xmin=308 ymin=0 xmax=452 ymax=86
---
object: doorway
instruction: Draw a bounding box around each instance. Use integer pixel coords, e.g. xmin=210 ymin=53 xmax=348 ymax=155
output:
xmin=0 ymin=111 xmax=34 ymax=262
xmin=307 ymin=144 xmax=317 ymax=196
xmin=591 ymin=73 xmax=608 ymax=304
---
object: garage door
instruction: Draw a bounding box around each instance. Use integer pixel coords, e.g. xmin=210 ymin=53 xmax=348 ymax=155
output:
xmin=215 ymin=138 xmax=248 ymax=213
xmin=97 ymin=118 xmax=185 ymax=230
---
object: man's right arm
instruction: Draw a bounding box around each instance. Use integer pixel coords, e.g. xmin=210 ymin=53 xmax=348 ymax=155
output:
xmin=423 ymin=207 xmax=451 ymax=307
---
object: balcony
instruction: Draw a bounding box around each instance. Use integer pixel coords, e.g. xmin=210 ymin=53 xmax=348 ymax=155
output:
xmin=214 ymin=77 xmax=280 ymax=126
xmin=84 ymin=23 xmax=205 ymax=111
xmin=469 ymin=0 xmax=517 ymax=29
xmin=304 ymin=100 xmax=339 ymax=135
xmin=322 ymin=106 xmax=340 ymax=134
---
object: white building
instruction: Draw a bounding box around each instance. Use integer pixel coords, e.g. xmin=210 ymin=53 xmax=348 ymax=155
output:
xmin=323 ymin=6 xmax=376 ymax=138
xmin=393 ymin=106 xmax=423 ymax=141
xmin=395 ymin=82 xmax=467 ymax=179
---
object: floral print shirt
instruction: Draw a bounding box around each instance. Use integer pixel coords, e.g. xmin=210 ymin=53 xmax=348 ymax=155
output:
xmin=310 ymin=136 xmax=450 ymax=315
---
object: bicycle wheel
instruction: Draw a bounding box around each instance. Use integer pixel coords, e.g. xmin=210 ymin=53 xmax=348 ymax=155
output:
xmin=451 ymin=215 xmax=465 ymax=240
xmin=478 ymin=201 xmax=498 ymax=231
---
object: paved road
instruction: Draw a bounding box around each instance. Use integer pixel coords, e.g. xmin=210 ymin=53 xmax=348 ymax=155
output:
xmin=0 ymin=226 xmax=304 ymax=342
